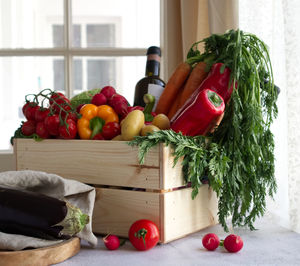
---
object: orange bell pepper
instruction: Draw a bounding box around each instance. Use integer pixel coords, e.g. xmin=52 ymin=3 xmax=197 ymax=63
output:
xmin=77 ymin=104 xmax=119 ymax=139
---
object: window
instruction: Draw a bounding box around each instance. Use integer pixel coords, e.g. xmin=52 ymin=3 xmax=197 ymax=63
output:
xmin=0 ymin=0 xmax=161 ymax=151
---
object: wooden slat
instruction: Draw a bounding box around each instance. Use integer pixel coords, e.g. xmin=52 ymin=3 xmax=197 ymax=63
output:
xmin=161 ymin=145 xmax=185 ymax=189
xmin=161 ymin=185 xmax=218 ymax=243
xmin=92 ymin=188 xmax=160 ymax=239
xmin=15 ymin=139 xmax=161 ymax=189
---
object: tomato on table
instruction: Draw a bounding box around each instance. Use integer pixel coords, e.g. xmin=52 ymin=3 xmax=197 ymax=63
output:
xmin=128 ymin=219 xmax=159 ymax=251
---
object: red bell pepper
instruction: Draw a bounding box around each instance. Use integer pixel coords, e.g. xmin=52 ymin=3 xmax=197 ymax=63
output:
xmin=200 ymin=63 xmax=233 ymax=104
xmin=170 ymin=88 xmax=225 ymax=136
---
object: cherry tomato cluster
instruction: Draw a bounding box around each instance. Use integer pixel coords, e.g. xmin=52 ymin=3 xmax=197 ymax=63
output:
xmin=21 ymin=90 xmax=78 ymax=140
xmin=18 ymin=88 xmax=128 ymax=141
xmin=17 ymin=85 xmax=158 ymax=142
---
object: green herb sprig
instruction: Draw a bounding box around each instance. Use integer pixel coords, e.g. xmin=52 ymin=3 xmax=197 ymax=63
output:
xmin=128 ymin=130 xmax=230 ymax=200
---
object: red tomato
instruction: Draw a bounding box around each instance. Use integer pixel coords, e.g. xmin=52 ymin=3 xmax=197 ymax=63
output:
xmin=61 ymin=111 xmax=78 ymax=123
xmin=23 ymin=102 xmax=39 ymax=121
xmin=35 ymin=107 xmax=50 ymax=122
xmin=101 ymin=122 xmax=121 ymax=140
xmin=128 ymin=219 xmax=159 ymax=251
xmin=92 ymin=133 xmax=105 ymax=140
xmin=36 ymin=121 xmax=50 ymax=139
xmin=49 ymin=92 xmax=71 ymax=114
xmin=22 ymin=102 xmax=31 ymax=116
xmin=21 ymin=120 xmax=36 ymax=136
xmin=58 ymin=119 xmax=77 ymax=139
xmin=44 ymin=114 xmax=60 ymax=136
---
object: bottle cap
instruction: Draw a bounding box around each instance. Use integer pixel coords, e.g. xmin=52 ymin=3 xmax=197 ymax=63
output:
xmin=147 ymin=46 xmax=161 ymax=56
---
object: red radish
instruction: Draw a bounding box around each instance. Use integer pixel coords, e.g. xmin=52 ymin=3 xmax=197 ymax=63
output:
xmin=223 ymin=234 xmax=243 ymax=253
xmin=101 ymin=86 xmax=116 ymax=99
xmin=36 ymin=122 xmax=50 ymax=139
xmin=127 ymin=106 xmax=144 ymax=113
xmin=21 ymin=120 xmax=36 ymax=136
xmin=202 ymin=233 xmax=220 ymax=251
xmin=103 ymin=234 xmax=120 ymax=250
xmin=91 ymin=93 xmax=107 ymax=106
xmin=76 ymin=104 xmax=85 ymax=113
xmin=108 ymin=94 xmax=129 ymax=117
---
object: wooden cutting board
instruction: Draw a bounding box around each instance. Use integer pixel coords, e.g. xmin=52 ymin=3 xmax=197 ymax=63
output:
xmin=0 ymin=237 xmax=80 ymax=266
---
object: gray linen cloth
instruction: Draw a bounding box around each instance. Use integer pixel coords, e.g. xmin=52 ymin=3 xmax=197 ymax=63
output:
xmin=0 ymin=170 xmax=98 ymax=250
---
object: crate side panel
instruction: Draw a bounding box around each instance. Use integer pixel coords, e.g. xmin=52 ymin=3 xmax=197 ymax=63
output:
xmin=162 ymin=186 xmax=218 ymax=243
xmin=92 ymin=188 xmax=160 ymax=238
xmin=161 ymin=145 xmax=185 ymax=189
xmin=15 ymin=139 xmax=160 ymax=189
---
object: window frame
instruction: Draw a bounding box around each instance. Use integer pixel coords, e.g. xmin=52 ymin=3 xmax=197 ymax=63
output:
xmin=0 ymin=0 xmax=165 ymax=160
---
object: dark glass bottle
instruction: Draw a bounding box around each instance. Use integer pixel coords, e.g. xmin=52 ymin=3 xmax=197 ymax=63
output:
xmin=134 ymin=46 xmax=165 ymax=107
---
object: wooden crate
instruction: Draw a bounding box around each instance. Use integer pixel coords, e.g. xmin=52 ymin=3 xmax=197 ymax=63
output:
xmin=14 ymin=138 xmax=218 ymax=243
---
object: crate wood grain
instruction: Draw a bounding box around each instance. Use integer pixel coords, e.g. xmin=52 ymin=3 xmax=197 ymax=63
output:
xmin=14 ymin=138 xmax=219 ymax=243
xmin=92 ymin=185 xmax=218 ymax=243
xmin=14 ymin=139 xmax=185 ymax=190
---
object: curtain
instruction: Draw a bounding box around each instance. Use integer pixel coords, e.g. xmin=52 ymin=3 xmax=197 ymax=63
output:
xmin=164 ymin=0 xmax=300 ymax=233
xmin=239 ymin=0 xmax=300 ymax=233
xmin=163 ymin=0 xmax=238 ymax=78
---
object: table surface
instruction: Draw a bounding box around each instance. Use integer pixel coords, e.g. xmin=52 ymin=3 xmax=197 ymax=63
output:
xmin=58 ymin=214 xmax=300 ymax=266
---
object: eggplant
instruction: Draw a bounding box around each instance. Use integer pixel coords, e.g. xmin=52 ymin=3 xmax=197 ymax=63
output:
xmin=0 ymin=185 xmax=89 ymax=240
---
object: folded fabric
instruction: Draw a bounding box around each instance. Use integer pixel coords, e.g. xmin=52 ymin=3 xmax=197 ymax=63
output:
xmin=0 ymin=170 xmax=98 ymax=251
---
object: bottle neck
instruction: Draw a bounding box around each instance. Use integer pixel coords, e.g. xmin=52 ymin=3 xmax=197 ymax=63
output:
xmin=145 ymin=54 xmax=160 ymax=77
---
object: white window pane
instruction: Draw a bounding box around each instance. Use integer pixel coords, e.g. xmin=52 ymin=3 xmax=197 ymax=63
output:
xmin=0 ymin=56 xmax=65 ymax=150
xmin=72 ymin=0 xmax=160 ymax=48
xmin=86 ymin=24 xmax=115 ymax=47
xmin=0 ymin=0 xmax=64 ymax=48
xmin=72 ymin=56 xmax=145 ymax=106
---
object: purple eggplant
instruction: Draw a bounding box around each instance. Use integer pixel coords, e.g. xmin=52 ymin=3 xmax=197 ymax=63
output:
xmin=0 ymin=186 xmax=89 ymax=240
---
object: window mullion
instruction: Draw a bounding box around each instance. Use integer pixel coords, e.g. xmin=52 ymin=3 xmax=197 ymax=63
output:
xmin=64 ymin=0 xmax=72 ymax=98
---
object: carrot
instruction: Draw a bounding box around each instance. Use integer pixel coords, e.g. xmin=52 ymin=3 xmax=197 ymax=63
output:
xmin=155 ymin=62 xmax=191 ymax=115
xmin=177 ymin=62 xmax=208 ymax=111
xmin=203 ymin=112 xmax=225 ymax=135
xmin=167 ymin=91 xmax=181 ymax=120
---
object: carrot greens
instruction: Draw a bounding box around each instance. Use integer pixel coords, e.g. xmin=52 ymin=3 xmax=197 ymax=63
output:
xmin=129 ymin=29 xmax=278 ymax=232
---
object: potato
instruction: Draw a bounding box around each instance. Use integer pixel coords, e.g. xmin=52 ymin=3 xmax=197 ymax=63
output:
xmin=152 ymin=114 xmax=170 ymax=130
xmin=112 ymin=134 xmax=123 ymax=141
xmin=140 ymin=125 xmax=160 ymax=136
xmin=121 ymin=110 xmax=145 ymax=140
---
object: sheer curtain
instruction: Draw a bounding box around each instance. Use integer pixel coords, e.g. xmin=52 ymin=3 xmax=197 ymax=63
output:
xmin=164 ymin=0 xmax=300 ymax=233
xmin=239 ymin=0 xmax=300 ymax=233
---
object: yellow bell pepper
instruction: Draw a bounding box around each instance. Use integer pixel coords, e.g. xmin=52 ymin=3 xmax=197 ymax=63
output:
xmin=77 ymin=104 xmax=119 ymax=139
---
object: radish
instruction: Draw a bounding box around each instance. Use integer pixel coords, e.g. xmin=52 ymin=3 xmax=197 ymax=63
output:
xmin=101 ymin=86 xmax=116 ymax=99
xmin=103 ymin=234 xmax=120 ymax=250
xmin=108 ymin=94 xmax=129 ymax=117
xmin=91 ymin=93 xmax=107 ymax=106
xmin=223 ymin=234 xmax=243 ymax=253
xmin=202 ymin=233 xmax=220 ymax=251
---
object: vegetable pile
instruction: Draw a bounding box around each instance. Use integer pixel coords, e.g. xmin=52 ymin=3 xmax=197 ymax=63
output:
xmin=129 ymin=29 xmax=279 ymax=232
xmin=11 ymin=87 xmax=171 ymax=143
